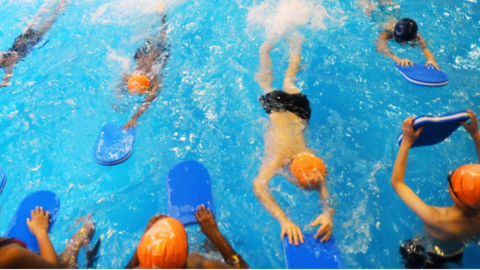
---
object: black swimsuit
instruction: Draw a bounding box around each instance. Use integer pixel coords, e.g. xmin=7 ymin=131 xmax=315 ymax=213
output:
xmin=259 ymin=90 xmax=311 ymax=121
xmin=8 ymin=28 xmax=43 ymax=58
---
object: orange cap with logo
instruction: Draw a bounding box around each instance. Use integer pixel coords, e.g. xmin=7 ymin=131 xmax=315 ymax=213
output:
xmin=289 ymin=152 xmax=327 ymax=189
xmin=128 ymin=75 xmax=150 ymax=94
xmin=449 ymin=164 xmax=480 ymax=210
xmin=137 ymin=217 xmax=188 ymax=269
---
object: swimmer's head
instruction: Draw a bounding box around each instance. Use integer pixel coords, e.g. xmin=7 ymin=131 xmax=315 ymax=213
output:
xmin=289 ymin=152 xmax=327 ymax=189
xmin=137 ymin=217 xmax=188 ymax=269
xmin=128 ymin=75 xmax=150 ymax=95
xmin=394 ymin=18 xmax=418 ymax=43
xmin=448 ymin=164 xmax=480 ymax=211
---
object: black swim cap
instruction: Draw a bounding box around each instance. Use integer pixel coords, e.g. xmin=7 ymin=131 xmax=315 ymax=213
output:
xmin=394 ymin=18 xmax=418 ymax=42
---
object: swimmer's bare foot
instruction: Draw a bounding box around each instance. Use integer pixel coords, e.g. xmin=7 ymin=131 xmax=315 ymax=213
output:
xmin=260 ymin=42 xmax=273 ymax=54
xmin=55 ymin=0 xmax=69 ymax=12
xmin=155 ymin=2 xmax=165 ymax=14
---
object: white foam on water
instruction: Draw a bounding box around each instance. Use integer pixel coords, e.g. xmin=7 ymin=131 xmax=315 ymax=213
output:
xmin=247 ymin=0 xmax=331 ymax=43
xmin=90 ymin=0 xmax=183 ymax=24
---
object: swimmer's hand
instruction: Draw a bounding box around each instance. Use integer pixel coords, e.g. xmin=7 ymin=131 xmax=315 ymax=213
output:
xmin=27 ymin=207 xmax=50 ymax=237
xmin=396 ymin=58 xmax=413 ymax=68
xmin=280 ymin=219 xmax=304 ymax=246
xmin=195 ymin=205 xmax=220 ymax=239
xmin=401 ymin=117 xmax=424 ymax=147
xmin=123 ymin=119 xmax=137 ymax=130
xmin=310 ymin=213 xmax=333 ymax=243
xmin=144 ymin=214 xmax=166 ymax=232
xmin=425 ymin=60 xmax=440 ymax=70
xmin=460 ymin=109 xmax=479 ymax=137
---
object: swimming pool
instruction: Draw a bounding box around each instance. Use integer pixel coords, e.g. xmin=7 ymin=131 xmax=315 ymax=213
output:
xmin=0 ymin=0 xmax=480 ymax=268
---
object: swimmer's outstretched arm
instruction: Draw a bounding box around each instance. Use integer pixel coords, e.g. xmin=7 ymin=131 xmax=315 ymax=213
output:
xmin=253 ymin=162 xmax=304 ymax=246
xmin=460 ymin=110 xmax=480 ymax=163
xmin=391 ymin=118 xmax=442 ymax=227
xmin=376 ymin=31 xmax=413 ymax=67
xmin=123 ymin=76 xmax=161 ymax=129
xmin=310 ymin=183 xmax=335 ymax=242
xmin=417 ymin=34 xmax=440 ymax=70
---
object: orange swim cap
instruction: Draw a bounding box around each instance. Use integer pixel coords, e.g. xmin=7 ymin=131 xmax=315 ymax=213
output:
xmin=128 ymin=75 xmax=150 ymax=94
xmin=137 ymin=217 xmax=188 ymax=269
xmin=449 ymin=164 xmax=480 ymax=210
xmin=289 ymin=152 xmax=327 ymax=189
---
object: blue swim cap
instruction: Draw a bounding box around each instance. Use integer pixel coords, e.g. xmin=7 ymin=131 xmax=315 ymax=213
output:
xmin=394 ymin=18 xmax=418 ymax=42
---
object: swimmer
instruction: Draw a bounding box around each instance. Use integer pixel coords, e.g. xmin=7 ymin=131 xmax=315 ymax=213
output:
xmin=392 ymin=109 xmax=480 ymax=268
xmin=361 ymin=0 xmax=439 ymax=70
xmin=59 ymin=215 xmax=97 ymax=269
xmin=119 ymin=3 xmax=169 ymax=130
xmin=253 ymin=39 xmax=335 ymax=246
xmin=0 ymin=207 xmax=95 ymax=268
xmin=0 ymin=0 xmax=68 ymax=87
xmin=125 ymin=205 xmax=248 ymax=269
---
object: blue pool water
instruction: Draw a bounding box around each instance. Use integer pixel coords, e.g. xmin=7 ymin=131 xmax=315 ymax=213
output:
xmin=1 ymin=0 xmax=480 ymax=268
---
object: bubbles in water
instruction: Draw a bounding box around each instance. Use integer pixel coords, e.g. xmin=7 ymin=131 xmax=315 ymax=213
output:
xmin=247 ymin=0 xmax=328 ymax=42
xmin=246 ymin=0 xmax=349 ymax=43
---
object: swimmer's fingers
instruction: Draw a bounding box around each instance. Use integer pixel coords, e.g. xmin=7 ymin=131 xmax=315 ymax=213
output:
xmin=292 ymin=227 xmax=299 ymax=246
xmin=280 ymin=226 xmax=287 ymax=242
xmin=460 ymin=110 xmax=479 ymax=136
xmin=296 ymin=227 xmax=304 ymax=244
xmin=319 ymin=230 xmax=332 ymax=243
xmin=414 ymin=125 xmax=424 ymax=137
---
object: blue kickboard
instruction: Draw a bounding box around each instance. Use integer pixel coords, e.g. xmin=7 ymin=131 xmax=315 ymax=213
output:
xmin=93 ymin=123 xmax=136 ymax=165
xmin=398 ymin=111 xmax=470 ymax=148
xmin=5 ymin=191 xmax=60 ymax=253
xmin=283 ymin=234 xmax=343 ymax=269
xmin=0 ymin=167 xmax=5 ymax=194
xmin=395 ymin=63 xmax=448 ymax=87
xmin=166 ymin=160 xmax=215 ymax=226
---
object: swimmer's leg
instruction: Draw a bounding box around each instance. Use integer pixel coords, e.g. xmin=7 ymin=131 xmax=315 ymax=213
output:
xmin=255 ymin=42 xmax=274 ymax=94
xmin=59 ymin=215 xmax=95 ymax=269
xmin=283 ymin=37 xmax=303 ymax=94
xmin=36 ymin=0 xmax=68 ymax=36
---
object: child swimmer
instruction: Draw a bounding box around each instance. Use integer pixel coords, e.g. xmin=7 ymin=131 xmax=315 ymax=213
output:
xmin=125 ymin=205 xmax=248 ymax=269
xmin=392 ymin=110 xmax=480 ymax=268
xmin=253 ymin=38 xmax=335 ymax=246
xmin=362 ymin=0 xmax=440 ymax=69
xmin=121 ymin=3 xmax=169 ymax=130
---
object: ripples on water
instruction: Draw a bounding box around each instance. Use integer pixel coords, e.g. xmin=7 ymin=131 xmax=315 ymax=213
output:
xmin=0 ymin=0 xmax=479 ymax=268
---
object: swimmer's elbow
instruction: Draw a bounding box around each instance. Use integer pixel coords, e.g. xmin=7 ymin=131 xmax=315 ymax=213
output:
xmin=253 ymin=178 xmax=268 ymax=199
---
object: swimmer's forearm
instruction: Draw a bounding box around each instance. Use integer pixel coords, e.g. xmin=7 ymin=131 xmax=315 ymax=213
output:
xmin=423 ymin=48 xmax=435 ymax=62
xmin=391 ymin=142 xmax=410 ymax=188
xmin=205 ymin=231 xmax=248 ymax=268
xmin=253 ymin=183 xmax=288 ymax=222
xmin=35 ymin=231 xmax=59 ymax=265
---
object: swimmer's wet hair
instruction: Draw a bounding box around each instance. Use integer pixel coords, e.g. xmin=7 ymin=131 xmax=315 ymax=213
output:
xmin=394 ymin=18 xmax=418 ymax=43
